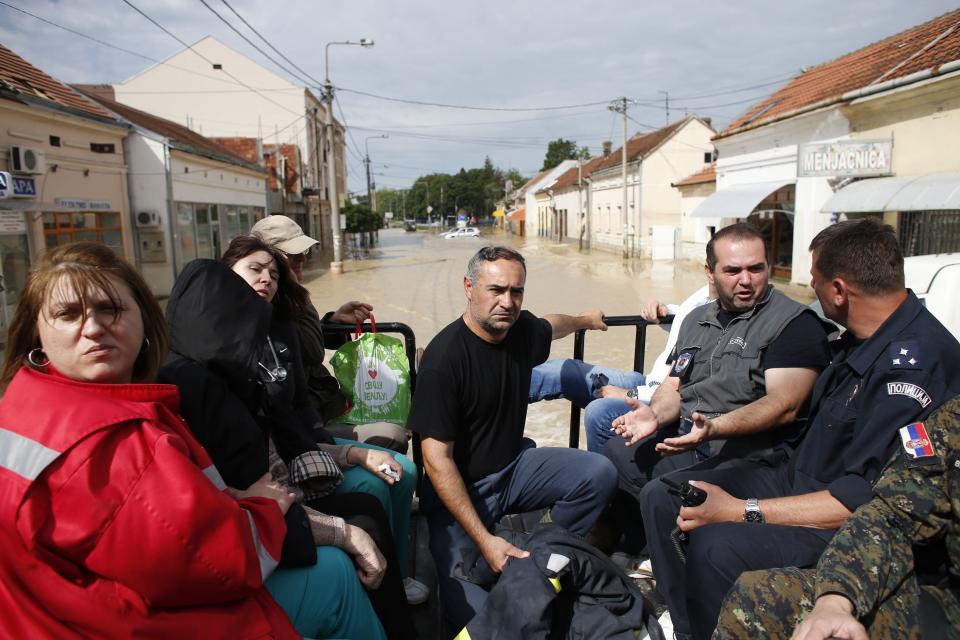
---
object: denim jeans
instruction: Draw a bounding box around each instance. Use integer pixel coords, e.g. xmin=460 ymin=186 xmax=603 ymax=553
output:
xmin=529 ymin=359 xmax=646 ymax=453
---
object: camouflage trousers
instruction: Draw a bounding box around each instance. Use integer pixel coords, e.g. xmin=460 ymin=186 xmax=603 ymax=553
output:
xmin=712 ymin=566 xmax=959 ymax=639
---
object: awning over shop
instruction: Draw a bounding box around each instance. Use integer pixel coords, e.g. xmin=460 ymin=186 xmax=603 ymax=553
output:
xmin=690 ymin=180 xmax=794 ymax=218
xmin=507 ymin=207 xmax=525 ymax=221
xmin=820 ymin=173 xmax=960 ymax=213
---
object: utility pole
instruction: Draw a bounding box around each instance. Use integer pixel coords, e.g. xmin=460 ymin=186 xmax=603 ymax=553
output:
xmin=659 ymin=90 xmax=670 ymax=126
xmin=364 ymin=134 xmax=387 ymax=212
xmin=324 ymin=39 xmax=374 ymax=274
xmin=577 ymin=156 xmax=584 ymax=251
xmin=608 ymin=97 xmax=631 ymax=258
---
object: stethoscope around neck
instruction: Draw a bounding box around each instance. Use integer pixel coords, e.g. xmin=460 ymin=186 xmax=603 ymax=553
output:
xmin=258 ymin=336 xmax=288 ymax=382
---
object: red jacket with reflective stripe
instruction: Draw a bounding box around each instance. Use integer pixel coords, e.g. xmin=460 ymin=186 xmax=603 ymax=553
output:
xmin=0 ymin=367 xmax=299 ymax=638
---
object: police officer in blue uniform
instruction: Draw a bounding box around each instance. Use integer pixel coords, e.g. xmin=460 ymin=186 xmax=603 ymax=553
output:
xmin=640 ymin=218 xmax=960 ymax=640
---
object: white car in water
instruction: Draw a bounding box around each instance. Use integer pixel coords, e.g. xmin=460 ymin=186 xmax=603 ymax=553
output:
xmin=443 ymin=227 xmax=480 ymax=239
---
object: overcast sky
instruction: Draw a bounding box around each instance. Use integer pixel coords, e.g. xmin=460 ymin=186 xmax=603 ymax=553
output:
xmin=1 ymin=0 xmax=957 ymax=192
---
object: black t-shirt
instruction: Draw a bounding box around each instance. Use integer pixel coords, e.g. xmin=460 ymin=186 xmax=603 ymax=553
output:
xmin=676 ymin=309 xmax=831 ymax=373
xmin=762 ymin=310 xmax=833 ymax=371
xmin=409 ymin=311 xmax=552 ymax=482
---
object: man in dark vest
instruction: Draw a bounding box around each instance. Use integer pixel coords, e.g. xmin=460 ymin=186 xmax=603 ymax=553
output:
xmin=602 ymin=223 xmax=832 ymax=561
xmin=642 ymin=218 xmax=960 ymax=639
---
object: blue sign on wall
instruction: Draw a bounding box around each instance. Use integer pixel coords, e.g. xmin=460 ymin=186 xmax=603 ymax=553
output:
xmin=12 ymin=176 xmax=37 ymax=198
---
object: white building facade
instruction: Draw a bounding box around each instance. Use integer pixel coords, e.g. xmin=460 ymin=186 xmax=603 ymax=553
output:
xmin=587 ymin=117 xmax=715 ymax=256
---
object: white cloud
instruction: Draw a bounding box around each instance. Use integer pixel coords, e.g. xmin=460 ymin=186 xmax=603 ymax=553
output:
xmin=2 ymin=0 xmax=956 ymax=189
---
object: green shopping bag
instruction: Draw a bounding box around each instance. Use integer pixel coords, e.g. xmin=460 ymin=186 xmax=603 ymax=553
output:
xmin=330 ymin=316 xmax=411 ymax=426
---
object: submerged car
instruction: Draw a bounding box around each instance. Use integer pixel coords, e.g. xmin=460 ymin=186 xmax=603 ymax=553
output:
xmin=443 ymin=227 xmax=481 ymax=239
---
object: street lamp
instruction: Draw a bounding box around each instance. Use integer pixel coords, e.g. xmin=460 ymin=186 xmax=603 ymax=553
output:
xmin=324 ymin=39 xmax=374 ymax=274
xmin=365 ymin=134 xmax=388 ymax=212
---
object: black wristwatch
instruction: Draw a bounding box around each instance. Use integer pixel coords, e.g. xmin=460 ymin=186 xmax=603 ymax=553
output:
xmin=743 ymin=499 xmax=764 ymax=524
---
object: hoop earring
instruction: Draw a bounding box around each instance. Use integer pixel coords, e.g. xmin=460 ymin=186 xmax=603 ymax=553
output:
xmin=142 ymin=337 xmax=151 ymax=352
xmin=27 ymin=348 xmax=50 ymax=368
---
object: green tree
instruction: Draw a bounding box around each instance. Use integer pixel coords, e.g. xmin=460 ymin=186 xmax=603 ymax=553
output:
xmin=542 ymin=138 xmax=575 ymax=170
xmin=542 ymin=138 xmax=591 ymax=170
xmin=382 ymin=158 xmax=527 ymax=224
xmin=341 ymin=202 xmax=382 ymax=232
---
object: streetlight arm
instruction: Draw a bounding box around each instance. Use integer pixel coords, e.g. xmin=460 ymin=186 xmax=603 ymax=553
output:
xmin=325 ymin=40 xmax=376 ymax=83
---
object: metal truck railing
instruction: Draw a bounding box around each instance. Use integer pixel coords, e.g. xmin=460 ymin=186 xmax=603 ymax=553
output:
xmin=566 ymin=314 xmax=674 ymax=449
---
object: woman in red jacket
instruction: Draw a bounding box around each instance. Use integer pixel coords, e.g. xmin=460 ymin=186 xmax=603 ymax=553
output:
xmin=0 ymin=242 xmax=385 ymax=639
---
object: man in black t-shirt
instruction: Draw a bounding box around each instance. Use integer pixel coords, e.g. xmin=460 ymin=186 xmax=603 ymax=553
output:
xmin=409 ymin=246 xmax=619 ymax=630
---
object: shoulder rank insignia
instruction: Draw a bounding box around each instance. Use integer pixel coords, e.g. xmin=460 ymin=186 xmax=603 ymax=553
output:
xmin=889 ymin=341 xmax=921 ymax=369
xmin=899 ymin=422 xmax=935 ymax=459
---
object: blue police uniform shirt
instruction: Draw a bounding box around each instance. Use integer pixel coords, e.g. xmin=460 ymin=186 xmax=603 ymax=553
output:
xmin=789 ymin=291 xmax=960 ymax=511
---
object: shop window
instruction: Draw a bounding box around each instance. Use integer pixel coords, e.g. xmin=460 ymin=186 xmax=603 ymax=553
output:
xmin=195 ymin=204 xmax=213 ymax=259
xmin=173 ymin=202 xmax=197 ymax=274
xmin=238 ymin=206 xmax=251 ymax=234
xmin=42 ymin=211 xmax=123 ymax=256
xmin=899 ymin=210 xmax=960 ymax=256
xmin=225 ymin=206 xmax=241 ymax=240
xmin=0 ymin=234 xmax=30 ymax=333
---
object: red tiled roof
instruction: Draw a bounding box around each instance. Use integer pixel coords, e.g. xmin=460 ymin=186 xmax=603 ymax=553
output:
xmin=508 ymin=207 xmax=525 ymax=221
xmin=211 ymin=138 xmax=298 ymax=193
xmin=673 ymin=162 xmax=716 ymax=187
xmin=0 ymin=43 xmax=115 ymax=121
xmin=212 ymin=137 xmax=259 ymax=163
xmin=71 ymin=84 xmax=116 ymax=102
xmin=591 ymin=117 xmax=696 ymax=174
xmin=77 ymin=90 xmax=263 ymax=172
xmin=549 ymin=155 xmax=608 ymax=191
xmin=721 ymin=9 xmax=960 ymax=137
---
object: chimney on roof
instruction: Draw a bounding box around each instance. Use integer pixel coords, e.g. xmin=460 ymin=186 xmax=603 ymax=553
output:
xmin=602 ymin=141 xmax=612 ymax=157
xmin=701 ymin=117 xmax=712 ymax=128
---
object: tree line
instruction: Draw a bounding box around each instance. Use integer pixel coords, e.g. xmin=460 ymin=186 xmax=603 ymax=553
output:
xmin=368 ymin=139 xmax=588 ymax=221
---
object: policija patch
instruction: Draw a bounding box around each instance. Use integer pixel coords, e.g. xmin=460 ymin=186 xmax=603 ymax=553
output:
xmin=899 ymin=422 xmax=935 ymax=459
xmin=886 ymin=382 xmax=932 ymax=408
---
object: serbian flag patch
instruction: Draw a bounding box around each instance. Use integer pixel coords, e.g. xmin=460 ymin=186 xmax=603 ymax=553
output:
xmin=899 ymin=422 xmax=935 ymax=459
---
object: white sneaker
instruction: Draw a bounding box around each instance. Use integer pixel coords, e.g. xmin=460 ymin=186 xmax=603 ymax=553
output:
xmin=403 ymin=577 xmax=429 ymax=605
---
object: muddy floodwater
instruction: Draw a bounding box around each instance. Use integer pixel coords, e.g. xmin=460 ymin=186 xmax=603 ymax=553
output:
xmin=303 ymin=228 xmax=814 ymax=448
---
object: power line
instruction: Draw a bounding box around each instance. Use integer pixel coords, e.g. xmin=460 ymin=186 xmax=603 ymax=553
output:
xmin=0 ymin=0 xmax=248 ymax=88
xmin=194 ymin=0 xmax=316 ymax=88
xmin=218 ymin=0 xmax=324 ymax=87
xmin=119 ymin=0 xmax=304 ymax=120
xmin=333 ymin=93 xmax=368 ymax=166
xmin=336 ymin=86 xmax=615 ymax=112
xmin=1 ymin=1 xmax=154 ymax=62
xmin=347 ymin=107 xmax=604 ymax=131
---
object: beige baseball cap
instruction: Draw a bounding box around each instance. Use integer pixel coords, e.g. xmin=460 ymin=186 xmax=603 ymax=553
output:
xmin=251 ymin=215 xmax=319 ymax=255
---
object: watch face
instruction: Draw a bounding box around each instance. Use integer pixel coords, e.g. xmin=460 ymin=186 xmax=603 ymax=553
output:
xmin=744 ymin=510 xmax=763 ymax=523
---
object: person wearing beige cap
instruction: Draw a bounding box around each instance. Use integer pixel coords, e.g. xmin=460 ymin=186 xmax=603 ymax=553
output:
xmin=251 ymin=215 xmax=410 ymax=455
xmin=252 ymin=215 xmax=428 ymax=606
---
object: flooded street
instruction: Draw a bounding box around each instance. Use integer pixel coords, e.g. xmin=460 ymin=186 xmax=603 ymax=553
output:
xmin=303 ymin=228 xmax=814 ymax=448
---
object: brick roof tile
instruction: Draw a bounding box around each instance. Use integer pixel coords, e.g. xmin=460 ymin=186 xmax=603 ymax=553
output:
xmin=591 ymin=117 xmax=697 ymax=174
xmin=77 ymin=90 xmax=263 ymax=172
xmin=722 ymin=9 xmax=960 ymax=136
xmin=0 ymin=43 xmax=115 ymax=121
xmin=673 ymin=162 xmax=716 ymax=187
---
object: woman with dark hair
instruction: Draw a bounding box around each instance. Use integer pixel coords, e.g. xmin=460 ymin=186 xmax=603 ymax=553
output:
xmin=161 ymin=235 xmax=417 ymax=638
xmin=0 ymin=241 xmax=383 ymax=639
